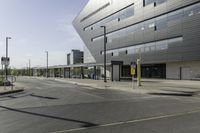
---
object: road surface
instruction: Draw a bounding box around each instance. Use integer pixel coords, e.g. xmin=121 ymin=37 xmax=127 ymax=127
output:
xmin=0 ymin=77 xmax=200 ymax=133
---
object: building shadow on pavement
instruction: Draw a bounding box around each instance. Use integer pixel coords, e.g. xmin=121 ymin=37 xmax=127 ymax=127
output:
xmin=0 ymin=105 xmax=98 ymax=128
xmin=148 ymin=92 xmax=196 ymax=97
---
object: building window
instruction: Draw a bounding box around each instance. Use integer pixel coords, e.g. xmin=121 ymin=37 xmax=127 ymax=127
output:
xmin=92 ymin=36 xmax=103 ymax=42
xmin=144 ymin=19 xmax=155 ymax=30
xmin=156 ymin=40 xmax=168 ymax=51
xmin=103 ymin=37 xmax=182 ymax=55
xmin=184 ymin=3 xmax=200 ymax=17
xmin=168 ymin=37 xmax=183 ymax=44
xmin=125 ymin=50 xmax=128 ymax=54
xmin=144 ymin=0 xmax=166 ymax=7
xmin=168 ymin=10 xmax=183 ymax=24
xmin=92 ymin=2 xmax=200 ymax=43
xmin=113 ymin=51 xmax=119 ymax=56
xmin=121 ymin=5 xmax=134 ymax=20
xmin=84 ymin=27 xmax=91 ymax=31
xmin=156 ymin=15 xmax=167 ymax=31
xmin=83 ymin=4 xmax=134 ymax=31
xmin=80 ymin=2 xmax=111 ymax=22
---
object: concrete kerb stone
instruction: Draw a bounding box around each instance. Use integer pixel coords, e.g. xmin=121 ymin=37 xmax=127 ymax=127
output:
xmin=54 ymin=78 xmax=152 ymax=94
xmin=0 ymin=89 xmax=24 ymax=95
xmin=0 ymin=86 xmax=24 ymax=95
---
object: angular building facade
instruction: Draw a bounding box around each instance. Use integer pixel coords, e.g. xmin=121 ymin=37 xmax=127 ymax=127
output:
xmin=73 ymin=0 xmax=200 ymax=80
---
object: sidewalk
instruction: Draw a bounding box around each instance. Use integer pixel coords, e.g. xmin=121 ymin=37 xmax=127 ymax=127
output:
xmin=54 ymin=78 xmax=200 ymax=96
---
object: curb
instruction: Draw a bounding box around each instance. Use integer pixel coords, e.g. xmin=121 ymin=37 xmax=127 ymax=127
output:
xmin=54 ymin=78 xmax=148 ymax=94
xmin=0 ymin=89 xmax=24 ymax=95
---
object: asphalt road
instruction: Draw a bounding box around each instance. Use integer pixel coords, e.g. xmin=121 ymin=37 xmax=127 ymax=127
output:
xmin=0 ymin=77 xmax=200 ymax=133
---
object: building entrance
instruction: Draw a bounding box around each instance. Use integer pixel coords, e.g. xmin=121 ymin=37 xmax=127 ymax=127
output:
xmin=141 ymin=64 xmax=166 ymax=79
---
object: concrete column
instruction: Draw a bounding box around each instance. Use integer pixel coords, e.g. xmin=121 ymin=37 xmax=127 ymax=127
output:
xmin=59 ymin=68 xmax=62 ymax=78
xmin=81 ymin=67 xmax=84 ymax=79
xmin=94 ymin=66 xmax=97 ymax=80
xmin=69 ymin=68 xmax=71 ymax=78
xmin=63 ymin=68 xmax=65 ymax=78
xmin=53 ymin=68 xmax=57 ymax=77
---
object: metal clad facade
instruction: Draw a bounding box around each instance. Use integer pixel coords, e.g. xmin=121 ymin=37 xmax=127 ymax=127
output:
xmin=73 ymin=0 xmax=200 ymax=78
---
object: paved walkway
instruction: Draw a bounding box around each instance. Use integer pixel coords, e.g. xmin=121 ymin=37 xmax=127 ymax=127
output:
xmin=52 ymin=78 xmax=200 ymax=96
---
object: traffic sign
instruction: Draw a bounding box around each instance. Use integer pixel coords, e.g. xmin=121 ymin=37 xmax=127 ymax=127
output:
xmin=131 ymin=68 xmax=136 ymax=76
xmin=130 ymin=62 xmax=136 ymax=76
xmin=1 ymin=57 xmax=10 ymax=66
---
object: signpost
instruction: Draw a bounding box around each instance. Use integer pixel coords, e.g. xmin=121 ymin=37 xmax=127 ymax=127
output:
xmin=1 ymin=57 xmax=10 ymax=86
xmin=131 ymin=62 xmax=136 ymax=89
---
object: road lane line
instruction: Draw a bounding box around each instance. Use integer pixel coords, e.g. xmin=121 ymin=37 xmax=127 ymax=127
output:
xmin=50 ymin=108 xmax=200 ymax=133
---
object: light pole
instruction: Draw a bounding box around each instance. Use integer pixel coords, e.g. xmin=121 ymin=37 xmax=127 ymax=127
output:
xmin=29 ymin=59 xmax=31 ymax=76
xmin=5 ymin=37 xmax=11 ymax=82
xmin=45 ymin=51 xmax=48 ymax=78
xmin=26 ymin=63 xmax=28 ymax=76
xmin=137 ymin=48 xmax=142 ymax=87
xmin=66 ymin=53 xmax=68 ymax=65
xmin=100 ymin=26 xmax=107 ymax=83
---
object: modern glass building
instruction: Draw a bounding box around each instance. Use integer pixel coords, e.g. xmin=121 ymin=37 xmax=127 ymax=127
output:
xmin=73 ymin=0 xmax=200 ymax=80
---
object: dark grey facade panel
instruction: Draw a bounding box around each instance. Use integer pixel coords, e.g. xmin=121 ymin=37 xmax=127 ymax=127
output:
xmin=155 ymin=30 xmax=168 ymax=40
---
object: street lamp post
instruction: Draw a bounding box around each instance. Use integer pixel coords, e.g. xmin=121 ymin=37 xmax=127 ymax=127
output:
xmin=29 ymin=59 xmax=31 ymax=76
xmin=26 ymin=63 xmax=28 ymax=76
xmin=137 ymin=48 xmax=142 ymax=87
xmin=66 ymin=53 xmax=68 ymax=65
xmin=45 ymin=51 xmax=48 ymax=78
xmin=100 ymin=26 xmax=107 ymax=83
xmin=5 ymin=37 xmax=11 ymax=81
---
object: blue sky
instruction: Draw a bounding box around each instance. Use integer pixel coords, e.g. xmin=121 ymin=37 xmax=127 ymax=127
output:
xmin=0 ymin=0 xmax=88 ymax=68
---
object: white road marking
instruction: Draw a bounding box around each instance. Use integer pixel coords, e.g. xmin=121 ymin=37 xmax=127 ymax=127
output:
xmin=50 ymin=108 xmax=200 ymax=133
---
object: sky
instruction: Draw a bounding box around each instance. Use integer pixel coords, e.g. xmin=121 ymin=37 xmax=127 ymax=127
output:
xmin=0 ymin=0 xmax=88 ymax=69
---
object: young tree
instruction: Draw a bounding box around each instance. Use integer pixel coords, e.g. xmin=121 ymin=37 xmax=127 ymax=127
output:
xmin=11 ymin=68 xmax=17 ymax=76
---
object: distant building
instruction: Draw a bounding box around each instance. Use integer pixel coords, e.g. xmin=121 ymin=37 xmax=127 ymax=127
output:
xmin=67 ymin=49 xmax=84 ymax=65
xmin=67 ymin=53 xmax=71 ymax=65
